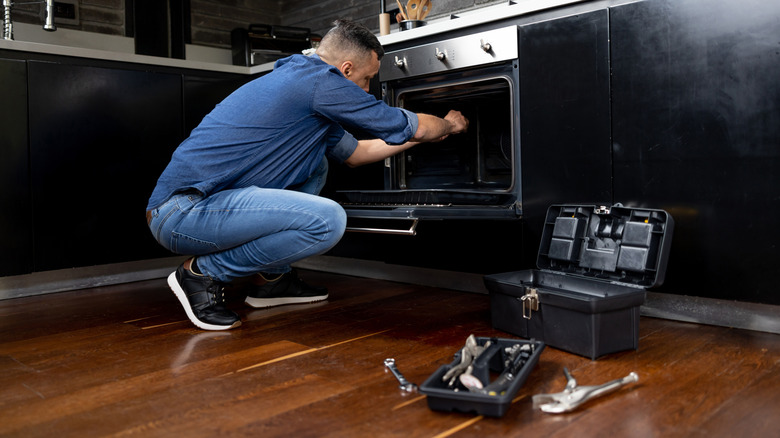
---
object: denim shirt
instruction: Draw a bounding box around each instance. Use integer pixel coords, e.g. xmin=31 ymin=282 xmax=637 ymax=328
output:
xmin=147 ymin=54 xmax=418 ymax=210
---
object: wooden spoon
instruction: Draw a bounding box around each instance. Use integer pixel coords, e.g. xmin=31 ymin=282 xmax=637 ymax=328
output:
xmin=406 ymin=0 xmax=421 ymax=20
xmin=418 ymin=0 xmax=432 ymax=20
xmin=396 ymin=0 xmax=408 ymax=20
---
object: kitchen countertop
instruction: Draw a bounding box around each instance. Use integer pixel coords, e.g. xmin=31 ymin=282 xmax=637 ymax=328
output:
xmin=0 ymin=0 xmax=586 ymax=75
xmin=0 ymin=37 xmax=276 ymax=75
xmin=379 ymin=0 xmax=587 ymax=45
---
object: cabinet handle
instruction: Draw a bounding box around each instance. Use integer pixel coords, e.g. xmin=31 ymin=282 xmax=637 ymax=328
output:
xmin=346 ymin=219 xmax=418 ymax=236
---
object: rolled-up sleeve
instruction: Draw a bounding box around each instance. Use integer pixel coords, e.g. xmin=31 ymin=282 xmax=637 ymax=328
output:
xmin=397 ymin=108 xmax=419 ymax=142
xmin=327 ymin=130 xmax=359 ymax=163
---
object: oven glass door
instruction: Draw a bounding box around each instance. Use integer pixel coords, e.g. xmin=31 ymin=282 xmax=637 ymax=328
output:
xmin=333 ymin=62 xmax=522 ymax=230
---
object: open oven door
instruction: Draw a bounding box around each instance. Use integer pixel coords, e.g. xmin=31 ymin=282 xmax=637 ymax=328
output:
xmin=329 ymin=26 xmax=523 ymax=235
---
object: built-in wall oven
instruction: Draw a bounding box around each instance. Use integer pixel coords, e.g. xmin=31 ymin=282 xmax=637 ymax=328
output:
xmin=332 ymin=26 xmax=522 ymax=235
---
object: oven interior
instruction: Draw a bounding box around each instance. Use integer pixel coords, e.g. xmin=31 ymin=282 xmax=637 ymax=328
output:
xmin=392 ymin=77 xmax=514 ymax=192
xmin=333 ymin=71 xmax=518 ymax=213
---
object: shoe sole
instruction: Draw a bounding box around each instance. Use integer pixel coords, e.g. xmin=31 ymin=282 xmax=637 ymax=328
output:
xmin=167 ymin=272 xmax=242 ymax=330
xmin=244 ymin=294 xmax=328 ymax=309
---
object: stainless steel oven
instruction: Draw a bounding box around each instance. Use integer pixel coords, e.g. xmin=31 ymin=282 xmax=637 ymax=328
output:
xmin=332 ymin=26 xmax=522 ymax=235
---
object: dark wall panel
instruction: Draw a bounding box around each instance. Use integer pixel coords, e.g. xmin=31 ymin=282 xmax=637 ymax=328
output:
xmin=610 ymin=0 xmax=780 ymax=304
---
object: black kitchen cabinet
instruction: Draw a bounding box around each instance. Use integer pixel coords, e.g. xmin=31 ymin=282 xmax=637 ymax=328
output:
xmin=183 ymin=74 xmax=248 ymax=134
xmin=0 ymin=49 xmax=253 ymax=276
xmin=0 ymin=58 xmax=33 ymax=276
xmin=610 ymin=0 xmax=780 ymax=304
xmin=517 ymin=9 xmax=613 ymax=264
xmin=27 ymin=61 xmax=183 ymax=271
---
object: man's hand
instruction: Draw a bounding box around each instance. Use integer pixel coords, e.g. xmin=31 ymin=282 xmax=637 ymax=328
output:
xmin=431 ymin=110 xmax=469 ymax=142
xmin=445 ymin=110 xmax=469 ymax=135
xmin=414 ymin=110 xmax=469 ymax=143
xmin=346 ymin=110 xmax=469 ymax=167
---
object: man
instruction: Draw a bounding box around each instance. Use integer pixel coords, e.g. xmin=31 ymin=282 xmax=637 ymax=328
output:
xmin=146 ymin=19 xmax=468 ymax=331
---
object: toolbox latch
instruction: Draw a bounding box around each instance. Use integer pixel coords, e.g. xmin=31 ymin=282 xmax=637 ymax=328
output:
xmin=521 ymin=288 xmax=539 ymax=320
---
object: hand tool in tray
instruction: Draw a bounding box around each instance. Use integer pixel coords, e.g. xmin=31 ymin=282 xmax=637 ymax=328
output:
xmin=418 ymin=335 xmax=545 ymax=417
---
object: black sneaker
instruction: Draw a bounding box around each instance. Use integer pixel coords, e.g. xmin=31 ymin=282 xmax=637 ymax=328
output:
xmin=244 ymin=270 xmax=328 ymax=308
xmin=167 ymin=263 xmax=242 ymax=330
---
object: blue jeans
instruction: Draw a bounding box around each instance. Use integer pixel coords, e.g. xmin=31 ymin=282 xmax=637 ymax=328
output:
xmin=147 ymin=159 xmax=345 ymax=282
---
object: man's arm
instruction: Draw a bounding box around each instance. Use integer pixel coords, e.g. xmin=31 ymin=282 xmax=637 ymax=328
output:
xmin=344 ymin=109 xmax=469 ymax=168
xmin=344 ymin=139 xmax=420 ymax=168
xmin=412 ymin=110 xmax=469 ymax=143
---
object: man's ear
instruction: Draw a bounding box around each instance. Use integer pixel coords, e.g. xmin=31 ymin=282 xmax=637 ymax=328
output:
xmin=339 ymin=60 xmax=354 ymax=78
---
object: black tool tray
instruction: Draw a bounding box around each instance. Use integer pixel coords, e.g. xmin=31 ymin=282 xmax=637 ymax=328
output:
xmin=419 ymin=337 xmax=545 ymax=417
xmin=484 ymin=204 xmax=674 ymax=359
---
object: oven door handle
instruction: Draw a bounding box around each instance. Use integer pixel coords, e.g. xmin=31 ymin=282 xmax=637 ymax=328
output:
xmin=346 ymin=219 xmax=419 ymax=236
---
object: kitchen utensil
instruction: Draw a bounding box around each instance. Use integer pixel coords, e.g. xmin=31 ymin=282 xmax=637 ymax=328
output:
xmin=418 ymin=0 xmax=432 ymax=20
xmin=396 ymin=0 xmax=408 ymax=20
xmin=406 ymin=0 xmax=421 ymax=19
xmin=379 ymin=12 xmax=391 ymax=35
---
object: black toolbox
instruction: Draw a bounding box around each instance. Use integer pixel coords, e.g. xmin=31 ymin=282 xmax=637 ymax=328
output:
xmin=484 ymin=204 xmax=674 ymax=359
xmin=420 ymin=337 xmax=545 ymax=417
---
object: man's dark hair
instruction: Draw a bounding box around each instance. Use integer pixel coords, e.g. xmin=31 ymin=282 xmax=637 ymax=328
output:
xmin=323 ymin=19 xmax=385 ymax=60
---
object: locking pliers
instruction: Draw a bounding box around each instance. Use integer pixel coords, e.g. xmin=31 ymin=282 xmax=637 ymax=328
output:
xmin=532 ymin=368 xmax=639 ymax=413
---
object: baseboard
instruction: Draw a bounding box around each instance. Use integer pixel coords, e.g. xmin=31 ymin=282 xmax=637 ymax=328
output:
xmin=0 ymin=256 xmax=186 ymax=300
xmin=2 ymin=255 xmax=778 ymax=335
xmin=299 ymin=256 xmax=780 ymax=335
xmin=642 ymin=292 xmax=780 ymax=335
xmin=294 ymin=255 xmax=488 ymax=294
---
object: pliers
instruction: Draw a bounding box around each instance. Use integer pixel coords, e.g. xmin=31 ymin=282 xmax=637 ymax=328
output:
xmin=532 ymin=368 xmax=639 ymax=413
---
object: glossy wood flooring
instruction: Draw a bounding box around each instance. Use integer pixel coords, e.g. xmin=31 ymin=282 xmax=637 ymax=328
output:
xmin=1 ymin=270 xmax=779 ymax=437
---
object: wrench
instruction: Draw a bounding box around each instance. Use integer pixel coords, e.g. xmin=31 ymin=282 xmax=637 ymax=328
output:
xmin=384 ymin=358 xmax=418 ymax=392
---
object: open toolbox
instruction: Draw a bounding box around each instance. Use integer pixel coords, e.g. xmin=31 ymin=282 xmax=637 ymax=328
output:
xmin=485 ymin=204 xmax=674 ymax=359
xmin=419 ymin=336 xmax=545 ymax=417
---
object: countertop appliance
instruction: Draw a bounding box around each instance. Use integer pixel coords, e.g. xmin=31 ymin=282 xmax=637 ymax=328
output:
xmin=231 ymin=24 xmax=313 ymax=67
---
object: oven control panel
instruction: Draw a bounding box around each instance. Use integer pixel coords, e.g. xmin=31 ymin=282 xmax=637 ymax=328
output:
xmin=379 ymin=25 xmax=519 ymax=81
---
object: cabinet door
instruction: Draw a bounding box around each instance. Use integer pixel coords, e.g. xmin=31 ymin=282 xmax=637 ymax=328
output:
xmin=517 ymin=10 xmax=612 ymax=266
xmin=610 ymin=0 xmax=780 ymax=304
xmin=183 ymin=73 xmax=250 ymax=135
xmin=28 ymin=61 xmax=183 ymax=271
xmin=0 ymin=58 xmax=33 ymax=276
xmin=519 ymin=9 xmax=612 ymax=209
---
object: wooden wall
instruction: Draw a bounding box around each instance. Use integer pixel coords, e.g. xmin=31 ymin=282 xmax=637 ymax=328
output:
xmin=4 ymin=0 xmax=506 ymax=48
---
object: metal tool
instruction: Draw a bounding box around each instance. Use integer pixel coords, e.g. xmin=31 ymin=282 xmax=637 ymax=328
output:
xmin=532 ymin=368 xmax=639 ymax=413
xmin=384 ymin=358 xmax=418 ymax=392
xmin=459 ymin=343 xmax=533 ymax=395
xmin=441 ymin=334 xmax=491 ymax=387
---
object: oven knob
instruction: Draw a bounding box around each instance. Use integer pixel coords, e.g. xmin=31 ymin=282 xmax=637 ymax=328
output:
xmin=480 ymin=39 xmax=492 ymax=53
xmin=435 ymin=48 xmax=446 ymax=61
xmin=394 ymin=56 xmax=406 ymax=69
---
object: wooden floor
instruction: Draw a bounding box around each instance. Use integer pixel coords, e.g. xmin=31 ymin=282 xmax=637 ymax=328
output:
xmin=1 ymin=270 xmax=779 ymax=437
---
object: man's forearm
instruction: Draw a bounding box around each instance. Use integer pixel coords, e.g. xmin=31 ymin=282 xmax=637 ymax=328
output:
xmin=345 ymin=139 xmax=419 ymax=167
xmin=412 ymin=111 xmax=468 ymax=142
xmin=412 ymin=113 xmax=454 ymax=142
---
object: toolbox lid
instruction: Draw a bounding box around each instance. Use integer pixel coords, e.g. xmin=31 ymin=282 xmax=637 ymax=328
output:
xmin=537 ymin=204 xmax=674 ymax=289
